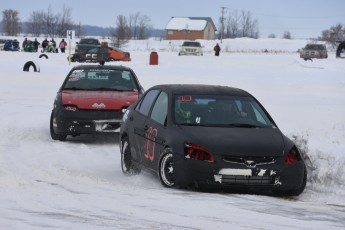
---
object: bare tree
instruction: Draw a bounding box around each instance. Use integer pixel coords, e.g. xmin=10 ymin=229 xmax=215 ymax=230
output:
xmin=56 ymin=5 xmax=74 ymax=37
xmin=320 ymin=23 xmax=345 ymax=48
xmin=240 ymin=10 xmax=259 ymax=38
xmin=128 ymin=12 xmax=140 ymax=39
xmin=2 ymin=9 xmax=21 ymax=36
xmin=282 ymin=31 xmax=292 ymax=39
xmin=110 ymin=15 xmax=130 ymax=48
xmin=137 ymin=14 xmax=151 ymax=39
xmin=42 ymin=6 xmax=60 ymax=37
xmin=268 ymin=33 xmax=276 ymax=38
xmin=226 ymin=10 xmax=240 ymax=38
xmin=27 ymin=10 xmax=45 ymax=36
xmin=223 ymin=10 xmax=259 ymax=39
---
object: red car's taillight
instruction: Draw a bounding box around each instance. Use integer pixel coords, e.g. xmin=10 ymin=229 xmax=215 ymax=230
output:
xmin=284 ymin=148 xmax=301 ymax=164
xmin=185 ymin=143 xmax=215 ymax=163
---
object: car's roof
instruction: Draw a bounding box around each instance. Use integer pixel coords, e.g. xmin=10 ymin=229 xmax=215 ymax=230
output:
xmin=149 ymin=84 xmax=250 ymax=96
xmin=71 ymin=64 xmax=133 ymax=71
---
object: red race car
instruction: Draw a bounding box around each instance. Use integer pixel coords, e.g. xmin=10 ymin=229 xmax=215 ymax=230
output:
xmin=50 ymin=63 xmax=144 ymax=141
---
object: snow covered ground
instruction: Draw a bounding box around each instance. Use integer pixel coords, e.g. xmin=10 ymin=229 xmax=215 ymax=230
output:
xmin=0 ymin=38 xmax=345 ymax=229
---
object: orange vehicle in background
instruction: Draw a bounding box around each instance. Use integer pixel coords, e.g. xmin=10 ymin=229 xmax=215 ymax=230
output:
xmin=70 ymin=42 xmax=131 ymax=62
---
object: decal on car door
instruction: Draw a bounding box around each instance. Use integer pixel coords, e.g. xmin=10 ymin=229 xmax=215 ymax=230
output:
xmin=144 ymin=127 xmax=158 ymax=161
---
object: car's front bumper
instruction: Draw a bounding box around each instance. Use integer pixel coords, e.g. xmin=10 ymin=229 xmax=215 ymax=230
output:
xmin=173 ymin=155 xmax=305 ymax=191
xmin=52 ymin=109 xmax=124 ymax=135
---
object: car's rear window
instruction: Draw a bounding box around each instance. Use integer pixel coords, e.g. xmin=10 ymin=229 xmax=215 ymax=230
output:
xmin=79 ymin=39 xmax=99 ymax=45
xmin=63 ymin=69 xmax=137 ymax=91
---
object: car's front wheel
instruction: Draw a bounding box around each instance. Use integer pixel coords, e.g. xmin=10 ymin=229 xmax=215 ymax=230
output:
xmin=159 ymin=148 xmax=175 ymax=188
xmin=50 ymin=112 xmax=67 ymax=141
xmin=121 ymin=137 xmax=140 ymax=175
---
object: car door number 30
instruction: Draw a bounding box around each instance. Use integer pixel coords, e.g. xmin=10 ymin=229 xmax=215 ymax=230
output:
xmin=144 ymin=127 xmax=158 ymax=161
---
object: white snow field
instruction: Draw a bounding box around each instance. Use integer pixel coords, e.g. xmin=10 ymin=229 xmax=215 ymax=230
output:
xmin=0 ymin=38 xmax=345 ymax=229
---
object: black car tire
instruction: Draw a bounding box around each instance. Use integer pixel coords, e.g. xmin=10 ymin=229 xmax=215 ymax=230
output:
xmin=121 ymin=137 xmax=141 ymax=175
xmin=273 ymin=164 xmax=307 ymax=197
xmin=50 ymin=112 xmax=67 ymax=141
xmin=159 ymin=148 xmax=175 ymax=188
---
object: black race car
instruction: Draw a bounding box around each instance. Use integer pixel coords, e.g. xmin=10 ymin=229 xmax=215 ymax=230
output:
xmin=119 ymin=84 xmax=307 ymax=196
xmin=50 ymin=64 xmax=144 ymax=141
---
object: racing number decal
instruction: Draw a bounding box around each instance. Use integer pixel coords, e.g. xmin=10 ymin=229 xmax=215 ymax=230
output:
xmin=144 ymin=127 xmax=158 ymax=161
xmin=178 ymin=95 xmax=192 ymax=102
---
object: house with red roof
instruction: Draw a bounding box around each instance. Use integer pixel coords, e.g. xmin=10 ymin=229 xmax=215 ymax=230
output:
xmin=166 ymin=17 xmax=217 ymax=40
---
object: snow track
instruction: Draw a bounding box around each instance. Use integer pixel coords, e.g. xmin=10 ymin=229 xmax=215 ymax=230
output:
xmin=1 ymin=46 xmax=345 ymax=229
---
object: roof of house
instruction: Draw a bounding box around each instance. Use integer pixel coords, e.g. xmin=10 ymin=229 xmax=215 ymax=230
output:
xmin=166 ymin=17 xmax=216 ymax=31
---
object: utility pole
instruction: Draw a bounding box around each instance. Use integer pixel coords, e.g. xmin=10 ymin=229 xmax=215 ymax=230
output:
xmin=220 ymin=7 xmax=227 ymax=43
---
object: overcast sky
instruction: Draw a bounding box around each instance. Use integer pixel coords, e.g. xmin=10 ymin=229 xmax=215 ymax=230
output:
xmin=2 ymin=0 xmax=345 ymax=38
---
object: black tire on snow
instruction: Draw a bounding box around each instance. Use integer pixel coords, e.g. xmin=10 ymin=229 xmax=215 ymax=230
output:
xmin=121 ymin=137 xmax=140 ymax=175
xmin=23 ymin=61 xmax=40 ymax=72
xmin=273 ymin=164 xmax=307 ymax=197
xmin=159 ymin=148 xmax=175 ymax=188
xmin=39 ymin=54 xmax=48 ymax=59
xmin=50 ymin=112 xmax=67 ymax=141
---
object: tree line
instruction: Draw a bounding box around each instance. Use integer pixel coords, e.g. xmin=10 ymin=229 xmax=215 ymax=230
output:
xmin=2 ymin=7 xmax=344 ymax=47
xmin=1 ymin=8 xmax=152 ymax=47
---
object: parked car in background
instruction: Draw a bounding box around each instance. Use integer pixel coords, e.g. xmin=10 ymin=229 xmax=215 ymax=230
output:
xmin=300 ymin=44 xmax=328 ymax=60
xmin=178 ymin=41 xmax=203 ymax=56
xmin=120 ymin=84 xmax=307 ymax=196
xmin=50 ymin=64 xmax=144 ymax=141
xmin=70 ymin=45 xmax=131 ymax=62
xmin=75 ymin=38 xmax=100 ymax=53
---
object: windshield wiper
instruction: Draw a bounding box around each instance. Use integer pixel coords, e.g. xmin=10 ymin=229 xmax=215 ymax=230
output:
xmin=92 ymin=87 xmax=126 ymax=91
xmin=226 ymin=123 xmax=262 ymax=128
xmin=64 ymin=87 xmax=87 ymax=90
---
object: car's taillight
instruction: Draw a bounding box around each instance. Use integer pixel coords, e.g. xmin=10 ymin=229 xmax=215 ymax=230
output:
xmin=284 ymin=147 xmax=301 ymax=164
xmin=185 ymin=143 xmax=215 ymax=163
xmin=64 ymin=105 xmax=77 ymax=111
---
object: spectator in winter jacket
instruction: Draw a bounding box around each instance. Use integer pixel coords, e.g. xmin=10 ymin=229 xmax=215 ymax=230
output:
xmin=42 ymin=38 xmax=49 ymax=51
xmin=214 ymin=43 xmax=221 ymax=56
xmin=59 ymin=39 xmax=67 ymax=53
xmin=22 ymin=38 xmax=29 ymax=49
xmin=33 ymin=38 xmax=40 ymax=52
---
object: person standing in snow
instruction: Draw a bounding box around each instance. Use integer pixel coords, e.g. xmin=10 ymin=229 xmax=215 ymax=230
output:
xmin=59 ymin=39 xmax=67 ymax=53
xmin=33 ymin=38 xmax=40 ymax=52
xmin=214 ymin=43 xmax=221 ymax=56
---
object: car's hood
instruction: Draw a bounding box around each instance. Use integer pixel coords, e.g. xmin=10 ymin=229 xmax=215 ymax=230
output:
xmin=62 ymin=90 xmax=139 ymax=110
xmin=177 ymin=126 xmax=285 ymax=157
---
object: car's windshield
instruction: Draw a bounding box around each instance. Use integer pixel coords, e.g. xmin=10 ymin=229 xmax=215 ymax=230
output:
xmin=63 ymin=69 xmax=137 ymax=91
xmin=305 ymin=44 xmax=325 ymax=50
xmin=174 ymin=95 xmax=275 ymax=128
xmin=182 ymin=42 xmax=201 ymax=47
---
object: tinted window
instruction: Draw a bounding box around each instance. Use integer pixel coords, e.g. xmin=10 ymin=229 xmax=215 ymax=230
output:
xmin=63 ymin=69 xmax=138 ymax=91
xmin=150 ymin=92 xmax=168 ymax=125
xmin=136 ymin=90 xmax=160 ymax=116
xmin=174 ymin=94 xmax=274 ymax=127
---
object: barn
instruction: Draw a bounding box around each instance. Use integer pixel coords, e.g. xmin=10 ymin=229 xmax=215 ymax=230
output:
xmin=166 ymin=17 xmax=217 ymax=40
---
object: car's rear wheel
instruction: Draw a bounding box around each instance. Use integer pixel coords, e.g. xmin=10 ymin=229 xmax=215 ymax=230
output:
xmin=273 ymin=164 xmax=307 ymax=196
xmin=50 ymin=112 xmax=67 ymax=141
xmin=121 ymin=137 xmax=140 ymax=175
xmin=159 ymin=148 xmax=175 ymax=188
